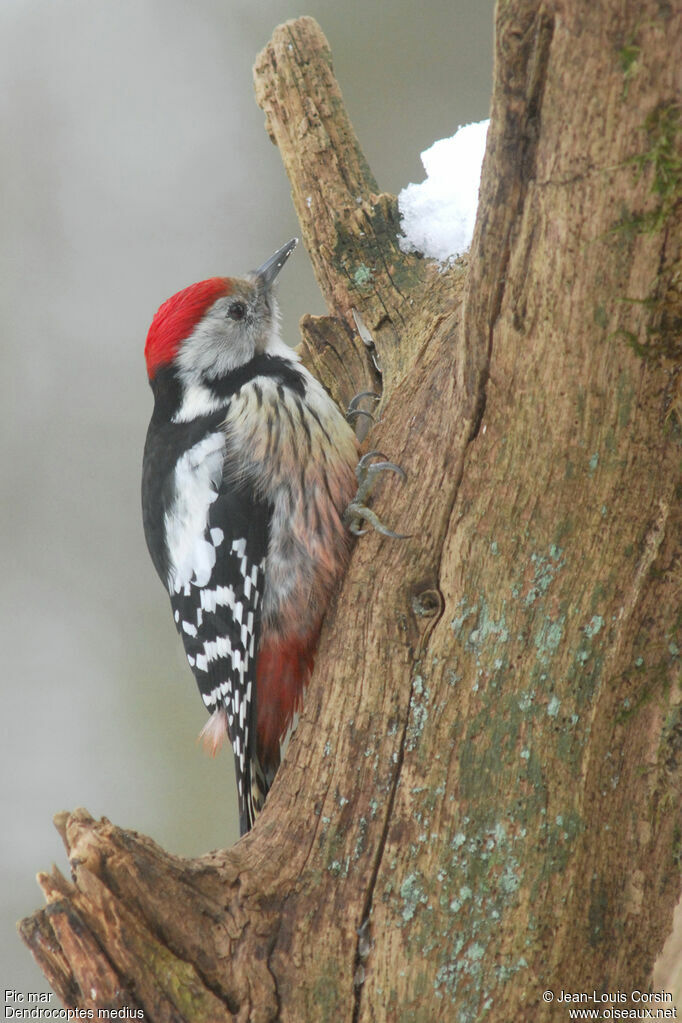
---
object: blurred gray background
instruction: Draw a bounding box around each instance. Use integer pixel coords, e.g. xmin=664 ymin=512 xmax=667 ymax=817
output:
xmin=0 ymin=0 xmax=494 ymax=995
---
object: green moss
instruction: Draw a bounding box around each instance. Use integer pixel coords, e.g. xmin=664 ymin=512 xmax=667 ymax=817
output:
xmin=553 ymin=517 xmax=574 ymax=546
xmin=672 ymin=822 xmax=682 ymax=868
xmin=571 ymin=645 xmax=605 ymax=704
xmin=332 ymin=193 xmax=422 ymax=297
xmin=555 ymin=711 xmax=583 ymax=766
xmin=309 ymin=966 xmax=342 ymax=1022
xmin=588 ymin=880 xmax=610 ymax=947
xmin=617 ymin=39 xmax=640 ymax=99
xmin=131 ymin=940 xmax=229 ymax=1021
xmin=396 ymin=1005 xmax=440 ymax=1023
xmin=615 ymin=681 xmax=655 ymax=724
xmin=659 ymin=704 xmax=682 ymax=773
xmin=612 ymin=101 xmax=682 ymax=244
xmin=593 ymin=303 xmax=609 ymax=329
xmin=616 ymin=371 xmax=634 ymax=427
xmin=319 ymin=817 xmax=346 ymax=874
xmin=633 ymin=103 xmax=682 ymax=210
xmin=458 ymin=704 xmax=522 ymax=805
xmin=539 ymin=810 xmax=584 ymax=878
xmin=614 ymin=288 xmax=682 ymax=363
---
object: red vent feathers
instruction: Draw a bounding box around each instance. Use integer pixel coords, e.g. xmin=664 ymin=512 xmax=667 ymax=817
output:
xmin=256 ymin=632 xmax=318 ymax=773
xmin=197 ymin=633 xmax=318 ymax=764
xmin=144 ymin=277 xmax=232 ymax=379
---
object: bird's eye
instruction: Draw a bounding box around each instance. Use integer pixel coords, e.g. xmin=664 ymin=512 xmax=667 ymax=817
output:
xmin=227 ymin=301 xmax=247 ymax=321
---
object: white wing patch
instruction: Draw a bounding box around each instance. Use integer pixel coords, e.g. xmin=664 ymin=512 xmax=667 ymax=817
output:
xmin=165 ymin=432 xmax=226 ymax=593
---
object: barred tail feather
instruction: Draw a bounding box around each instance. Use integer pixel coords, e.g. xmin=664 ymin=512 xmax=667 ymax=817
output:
xmin=237 ymin=630 xmax=319 ymax=833
xmin=199 ymin=632 xmax=318 ymax=835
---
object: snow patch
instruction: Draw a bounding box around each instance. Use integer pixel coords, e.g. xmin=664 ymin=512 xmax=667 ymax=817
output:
xmin=398 ymin=119 xmax=489 ymax=263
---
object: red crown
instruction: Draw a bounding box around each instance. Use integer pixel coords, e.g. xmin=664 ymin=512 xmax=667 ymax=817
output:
xmin=145 ymin=277 xmax=232 ymax=379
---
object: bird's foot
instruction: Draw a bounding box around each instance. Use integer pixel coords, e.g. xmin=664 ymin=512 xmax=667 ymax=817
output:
xmin=344 ymin=450 xmax=409 ymax=538
xmin=346 ymin=390 xmax=380 ymax=426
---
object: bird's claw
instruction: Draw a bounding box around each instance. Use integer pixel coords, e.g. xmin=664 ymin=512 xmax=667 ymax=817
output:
xmin=344 ymin=450 xmax=410 ymax=539
xmin=346 ymin=391 xmax=380 ymax=425
xmin=354 ymin=450 xmax=407 ymax=490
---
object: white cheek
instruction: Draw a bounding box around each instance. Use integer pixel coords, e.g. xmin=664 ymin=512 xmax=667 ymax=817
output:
xmin=175 ymin=305 xmax=256 ymax=383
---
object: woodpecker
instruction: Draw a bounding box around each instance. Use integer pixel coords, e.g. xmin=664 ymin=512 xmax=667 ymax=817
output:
xmin=141 ymin=239 xmax=360 ymax=835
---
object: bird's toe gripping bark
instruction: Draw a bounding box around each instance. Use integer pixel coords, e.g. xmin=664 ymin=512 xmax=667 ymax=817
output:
xmin=344 ymin=450 xmax=409 ymax=539
xmin=346 ymin=391 xmax=380 ymax=426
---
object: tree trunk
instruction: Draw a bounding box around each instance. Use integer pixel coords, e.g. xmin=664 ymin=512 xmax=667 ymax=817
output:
xmin=20 ymin=7 xmax=682 ymax=1021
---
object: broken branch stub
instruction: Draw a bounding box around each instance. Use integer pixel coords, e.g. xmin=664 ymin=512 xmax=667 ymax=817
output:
xmin=253 ymin=16 xmax=439 ymax=392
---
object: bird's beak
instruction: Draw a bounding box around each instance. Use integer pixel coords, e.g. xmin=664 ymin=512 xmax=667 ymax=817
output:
xmin=254 ymin=238 xmax=298 ymax=290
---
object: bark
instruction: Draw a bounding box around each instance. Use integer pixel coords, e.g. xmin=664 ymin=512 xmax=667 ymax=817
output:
xmin=19 ymin=6 xmax=682 ymax=1021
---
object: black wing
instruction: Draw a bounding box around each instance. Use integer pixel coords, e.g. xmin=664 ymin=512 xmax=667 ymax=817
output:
xmin=170 ymin=477 xmax=270 ymax=835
